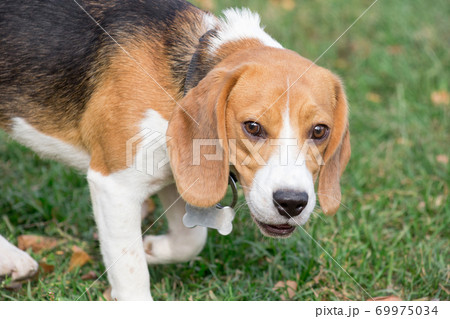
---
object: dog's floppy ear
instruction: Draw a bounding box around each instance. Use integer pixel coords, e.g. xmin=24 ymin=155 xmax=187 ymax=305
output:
xmin=167 ymin=64 xmax=250 ymax=207
xmin=318 ymin=77 xmax=351 ymax=216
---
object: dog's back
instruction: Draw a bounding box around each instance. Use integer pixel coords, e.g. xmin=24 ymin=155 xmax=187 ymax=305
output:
xmin=0 ymin=0 xmax=205 ymax=134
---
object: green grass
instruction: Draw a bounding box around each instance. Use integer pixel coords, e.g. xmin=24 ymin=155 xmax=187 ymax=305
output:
xmin=1 ymin=0 xmax=449 ymax=301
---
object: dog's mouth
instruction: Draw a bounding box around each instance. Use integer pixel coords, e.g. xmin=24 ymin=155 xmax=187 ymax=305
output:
xmin=254 ymin=219 xmax=296 ymax=237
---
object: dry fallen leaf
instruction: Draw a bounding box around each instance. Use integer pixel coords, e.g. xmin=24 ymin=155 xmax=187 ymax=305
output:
xmin=147 ymin=198 xmax=156 ymax=213
xmin=369 ymin=295 xmax=402 ymax=301
xmin=39 ymin=258 xmax=55 ymax=274
xmin=396 ymin=137 xmax=412 ymax=146
xmin=68 ymin=245 xmax=91 ymax=272
xmin=434 ymin=195 xmax=444 ymax=207
xmin=366 ymin=92 xmax=381 ymax=103
xmin=273 ymin=280 xmax=298 ymax=300
xmin=439 ymin=283 xmax=450 ymax=295
xmin=431 ymin=90 xmax=449 ymax=106
xmin=270 ymin=0 xmax=296 ymax=11
xmin=265 ymin=257 xmax=273 ymax=263
xmin=208 ymin=289 xmax=218 ymax=300
xmin=335 ymin=58 xmax=350 ymax=70
xmin=4 ymin=282 xmax=23 ymax=291
xmin=141 ymin=198 xmax=156 ymax=220
xmin=387 ymin=45 xmax=403 ymax=55
xmin=100 ymin=287 xmax=113 ymax=301
xmin=17 ymin=235 xmax=59 ymax=253
xmin=81 ymin=271 xmax=97 ymax=281
xmin=436 ymin=154 xmax=448 ymax=165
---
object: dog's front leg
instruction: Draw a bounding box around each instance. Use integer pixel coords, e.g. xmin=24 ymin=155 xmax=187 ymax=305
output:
xmin=87 ymin=168 xmax=152 ymax=301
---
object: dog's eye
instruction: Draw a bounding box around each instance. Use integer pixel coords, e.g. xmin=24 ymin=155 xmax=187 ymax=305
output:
xmin=311 ymin=124 xmax=329 ymax=140
xmin=243 ymin=121 xmax=265 ymax=137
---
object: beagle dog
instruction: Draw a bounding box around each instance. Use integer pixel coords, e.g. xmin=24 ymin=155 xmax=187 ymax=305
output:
xmin=0 ymin=0 xmax=350 ymax=300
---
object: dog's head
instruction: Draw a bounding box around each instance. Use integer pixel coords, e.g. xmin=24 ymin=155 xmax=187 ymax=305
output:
xmin=167 ymin=47 xmax=350 ymax=237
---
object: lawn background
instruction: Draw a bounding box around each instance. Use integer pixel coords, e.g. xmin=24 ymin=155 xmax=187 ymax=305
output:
xmin=0 ymin=0 xmax=448 ymax=301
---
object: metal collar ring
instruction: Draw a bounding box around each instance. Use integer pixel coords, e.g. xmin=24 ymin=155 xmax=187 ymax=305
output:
xmin=215 ymin=174 xmax=238 ymax=209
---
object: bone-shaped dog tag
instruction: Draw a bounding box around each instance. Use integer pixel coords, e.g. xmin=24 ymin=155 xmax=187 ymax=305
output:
xmin=183 ymin=204 xmax=236 ymax=236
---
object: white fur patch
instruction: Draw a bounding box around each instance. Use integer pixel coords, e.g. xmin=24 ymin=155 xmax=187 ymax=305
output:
xmin=128 ymin=109 xmax=173 ymax=188
xmin=209 ymin=8 xmax=283 ymax=52
xmin=87 ymin=169 xmax=153 ymax=301
xmin=246 ymin=86 xmax=315 ymax=226
xmin=10 ymin=117 xmax=90 ymax=171
xmin=0 ymin=236 xmax=39 ymax=281
xmin=0 ymin=235 xmax=38 ymax=281
xmin=85 ymin=110 xmax=173 ymax=300
xmin=144 ymin=184 xmax=207 ymax=265
xmin=202 ymin=12 xmax=218 ymax=31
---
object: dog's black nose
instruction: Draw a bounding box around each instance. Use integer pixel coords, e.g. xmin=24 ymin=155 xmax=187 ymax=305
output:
xmin=273 ymin=190 xmax=309 ymax=218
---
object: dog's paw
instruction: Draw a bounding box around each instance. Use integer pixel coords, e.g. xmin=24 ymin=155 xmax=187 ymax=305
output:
xmin=0 ymin=243 xmax=39 ymax=281
xmin=143 ymin=230 xmax=206 ymax=265
xmin=143 ymin=235 xmax=174 ymax=264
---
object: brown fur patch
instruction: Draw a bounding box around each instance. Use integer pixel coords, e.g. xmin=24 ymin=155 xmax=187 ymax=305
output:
xmin=81 ymin=40 xmax=179 ymax=174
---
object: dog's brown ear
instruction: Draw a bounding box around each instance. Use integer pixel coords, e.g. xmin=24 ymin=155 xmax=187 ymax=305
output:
xmin=318 ymin=77 xmax=351 ymax=216
xmin=167 ymin=65 xmax=250 ymax=207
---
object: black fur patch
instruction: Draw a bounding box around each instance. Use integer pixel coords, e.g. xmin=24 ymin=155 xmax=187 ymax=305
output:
xmin=0 ymin=0 xmax=207 ymax=128
xmin=0 ymin=0 xmax=104 ymax=126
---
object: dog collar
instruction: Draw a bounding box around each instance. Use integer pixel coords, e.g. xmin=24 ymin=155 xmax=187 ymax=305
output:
xmin=183 ymin=29 xmax=219 ymax=96
xmin=216 ymin=173 xmax=238 ymax=209
xmin=181 ymin=30 xmax=239 ymax=235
